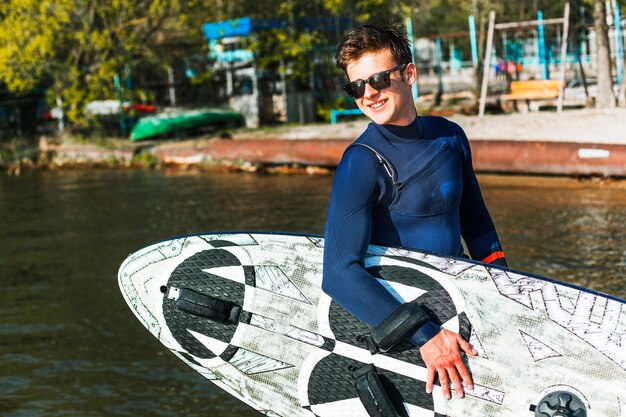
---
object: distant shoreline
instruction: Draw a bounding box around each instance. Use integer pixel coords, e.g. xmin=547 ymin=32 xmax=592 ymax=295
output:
xmin=2 ymin=108 xmax=625 ymax=177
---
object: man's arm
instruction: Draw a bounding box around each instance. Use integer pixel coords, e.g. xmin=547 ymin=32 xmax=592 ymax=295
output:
xmin=322 ymin=146 xmax=404 ymax=323
xmin=414 ymin=124 xmax=498 ymax=400
xmin=456 ymin=129 xmax=508 ymax=267
xmin=324 ymin=145 xmax=478 ymax=400
xmin=323 ymin=147 xmax=445 ymax=340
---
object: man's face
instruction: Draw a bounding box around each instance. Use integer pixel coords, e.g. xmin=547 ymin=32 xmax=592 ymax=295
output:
xmin=345 ymin=49 xmax=416 ymax=126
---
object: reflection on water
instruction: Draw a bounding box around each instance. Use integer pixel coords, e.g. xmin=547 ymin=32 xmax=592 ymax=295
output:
xmin=0 ymin=170 xmax=624 ymax=417
xmin=481 ymin=175 xmax=626 ymax=297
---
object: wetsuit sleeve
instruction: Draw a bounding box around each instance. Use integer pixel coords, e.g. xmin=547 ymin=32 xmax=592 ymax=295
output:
xmin=456 ymin=130 xmax=508 ymax=267
xmin=323 ymin=147 xmax=402 ymax=323
xmin=322 ymin=147 xmax=440 ymax=347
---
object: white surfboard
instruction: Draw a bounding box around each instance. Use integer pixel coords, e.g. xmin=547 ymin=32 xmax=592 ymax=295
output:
xmin=118 ymin=232 xmax=626 ymax=417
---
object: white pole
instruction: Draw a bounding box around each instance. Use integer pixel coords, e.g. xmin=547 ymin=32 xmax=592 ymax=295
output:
xmin=168 ymin=65 xmax=177 ymax=107
xmin=56 ymin=96 xmax=64 ymax=133
xmin=557 ymin=3 xmax=570 ymax=112
xmin=479 ymin=11 xmax=496 ymax=117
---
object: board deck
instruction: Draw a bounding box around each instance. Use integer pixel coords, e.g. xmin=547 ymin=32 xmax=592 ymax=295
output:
xmin=118 ymin=232 xmax=626 ymax=417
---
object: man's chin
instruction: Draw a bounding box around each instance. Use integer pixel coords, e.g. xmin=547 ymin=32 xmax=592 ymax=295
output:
xmin=356 ymin=104 xmax=381 ymax=121
xmin=365 ymin=111 xmax=390 ymax=125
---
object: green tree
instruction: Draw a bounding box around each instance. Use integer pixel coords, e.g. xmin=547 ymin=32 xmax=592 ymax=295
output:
xmin=0 ymin=0 xmax=213 ymax=126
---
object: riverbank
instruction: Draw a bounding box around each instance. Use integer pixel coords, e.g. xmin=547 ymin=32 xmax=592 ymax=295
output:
xmin=230 ymin=108 xmax=626 ymax=144
xmin=3 ymin=108 xmax=626 ymax=177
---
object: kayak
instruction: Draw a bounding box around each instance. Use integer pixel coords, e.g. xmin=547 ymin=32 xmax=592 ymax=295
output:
xmin=130 ymin=107 xmax=244 ymax=141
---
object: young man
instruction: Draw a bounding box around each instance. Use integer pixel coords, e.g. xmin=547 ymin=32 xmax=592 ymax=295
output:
xmin=322 ymin=25 xmax=507 ymax=401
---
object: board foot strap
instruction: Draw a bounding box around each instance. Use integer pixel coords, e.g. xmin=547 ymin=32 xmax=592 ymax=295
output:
xmin=367 ymin=301 xmax=430 ymax=354
xmin=175 ymin=287 xmax=242 ymax=324
xmin=354 ymin=364 xmax=405 ymax=417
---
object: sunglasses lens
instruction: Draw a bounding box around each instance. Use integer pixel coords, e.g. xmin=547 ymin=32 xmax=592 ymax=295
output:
xmin=369 ymin=72 xmax=391 ymax=90
xmin=343 ymin=65 xmax=404 ymax=99
xmin=344 ymin=80 xmax=365 ymax=99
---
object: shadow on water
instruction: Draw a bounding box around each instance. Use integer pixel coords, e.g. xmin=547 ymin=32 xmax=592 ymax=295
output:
xmin=0 ymin=170 xmax=624 ymax=417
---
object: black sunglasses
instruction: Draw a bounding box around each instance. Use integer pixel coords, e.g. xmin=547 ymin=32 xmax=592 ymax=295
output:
xmin=342 ymin=64 xmax=408 ymax=99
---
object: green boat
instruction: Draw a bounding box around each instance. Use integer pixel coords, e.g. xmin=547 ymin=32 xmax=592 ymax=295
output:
xmin=130 ymin=107 xmax=244 ymax=141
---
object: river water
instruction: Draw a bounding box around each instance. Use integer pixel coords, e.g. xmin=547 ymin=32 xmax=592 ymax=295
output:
xmin=1 ymin=170 xmax=624 ymax=417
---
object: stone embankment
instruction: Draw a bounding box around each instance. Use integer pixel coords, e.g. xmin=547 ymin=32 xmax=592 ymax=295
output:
xmin=5 ymin=108 xmax=626 ymax=177
xmin=150 ymin=108 xmax=626 ymax=177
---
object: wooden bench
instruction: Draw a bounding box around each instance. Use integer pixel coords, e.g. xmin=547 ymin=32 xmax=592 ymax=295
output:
xmin=500 ymin=80 xmax=563 ymax=112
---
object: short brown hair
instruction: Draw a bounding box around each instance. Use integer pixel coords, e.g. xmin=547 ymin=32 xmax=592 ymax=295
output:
xmin=335 ymin=24 xmax=412 ymax=73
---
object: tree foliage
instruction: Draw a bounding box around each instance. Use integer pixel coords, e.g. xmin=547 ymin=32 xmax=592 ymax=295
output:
xmin=0 ymin=0 xmax=209 ymax=125
xmin=0 ymin=0 xmax=620 ymax=125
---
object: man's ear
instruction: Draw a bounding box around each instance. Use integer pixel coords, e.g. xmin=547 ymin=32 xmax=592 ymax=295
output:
xmin=404 ymin=63 xmax=417 ymax=86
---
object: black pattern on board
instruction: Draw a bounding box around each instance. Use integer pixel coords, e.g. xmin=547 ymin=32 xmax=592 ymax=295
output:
xmin=308 ymin=353 xmax=433 ymax=410
xmin=308 ymin=263 xmax=472 ymax=412
xmin=162 ymin=249 xmax=250 ymax=360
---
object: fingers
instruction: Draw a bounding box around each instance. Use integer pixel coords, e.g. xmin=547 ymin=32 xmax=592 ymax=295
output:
xmin=449 ymin=367 xmax=466 ymax=398
xmin=432 ymin=366 xmax=469 ymax=400
xmin=455 ymin=335 xmax=476 ymax=391
xmin=425 ymin=366 xmax=436 ymax=394
xmin=456 ymin=334 xmax=478 ymax=356
xmin=429 ymin=349 xmax=474 ymax=400
xmin=420 ymin=329 xmax=477 ymax=400
xmin=441 ymin=366 xmax=468 ymax=399
xmin=455 ymin=358 xmax=474 ymax=391
xmin=437 ymin=368 xmax=451 ymax=400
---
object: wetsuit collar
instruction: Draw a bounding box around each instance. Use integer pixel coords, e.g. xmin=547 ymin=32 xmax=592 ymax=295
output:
xmin=373 ymin=116 xmax=423 ymax=142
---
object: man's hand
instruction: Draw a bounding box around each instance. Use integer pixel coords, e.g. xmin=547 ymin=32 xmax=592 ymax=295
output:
xmin=419 ymin=328 xmax=477 ymax=400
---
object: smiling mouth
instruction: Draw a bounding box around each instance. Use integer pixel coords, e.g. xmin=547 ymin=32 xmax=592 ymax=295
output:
xmin=368 ymin=99 xmax=387 ymax=110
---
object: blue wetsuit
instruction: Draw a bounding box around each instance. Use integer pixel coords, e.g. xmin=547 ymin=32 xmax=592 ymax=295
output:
xmin=322 ymin=115 xmax=506 ymax=347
